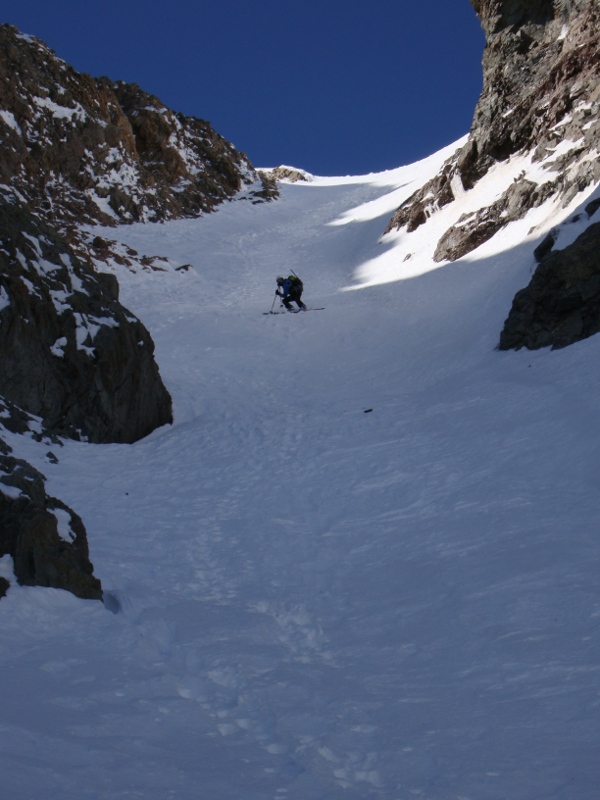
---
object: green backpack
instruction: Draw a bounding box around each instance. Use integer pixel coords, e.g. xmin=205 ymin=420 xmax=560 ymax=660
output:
xmin=288 ymin=274 xmax=303 ymax=292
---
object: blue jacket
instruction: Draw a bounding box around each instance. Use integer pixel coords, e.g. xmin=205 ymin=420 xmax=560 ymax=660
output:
xmin=278 ymin=277 xmax=302 ymax=299
xmin=280 ymin=278 xmax=293 ymax=298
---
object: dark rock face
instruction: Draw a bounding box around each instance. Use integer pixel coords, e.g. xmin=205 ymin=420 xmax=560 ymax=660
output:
xmin=471 ymin=0 xmax=555 ymax=32
xmin=499 ymin=220 xmax=600 ymax=350
xmin=0 ymin=194 xmax=173 ymax=443
xmin=0 ymin=24 xmax=267 ymax=230
xmin=468 ymin=0 xmax=598 ymax=178
xmin=0 ymin=445 xmax=102 ymax=600
xmin=0 ymin=26 xmax=179 ymax=444
xmin=0 ymin=23 xmax=271 ymax=601
xmin=386 ymin=2 xmax=600 ymax=264
xmin=385 ymin=1 xmax=600 ymax=351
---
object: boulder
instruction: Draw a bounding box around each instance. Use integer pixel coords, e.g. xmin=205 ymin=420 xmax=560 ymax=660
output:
xmin=499 ymin=222 xmax=600 ymax=350
xmin=0 ymin=195 xmax=173 ymax=443
xmin=0 ymin=446 xmax=102 ymax=600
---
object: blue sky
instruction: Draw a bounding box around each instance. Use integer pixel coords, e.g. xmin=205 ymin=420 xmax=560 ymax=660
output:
xmin=2 ymin=0 xmax=485 ymax=176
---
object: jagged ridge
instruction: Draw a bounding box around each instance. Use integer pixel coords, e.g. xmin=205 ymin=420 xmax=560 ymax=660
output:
xmin=0 ymin=24 xmax=273 ymax=230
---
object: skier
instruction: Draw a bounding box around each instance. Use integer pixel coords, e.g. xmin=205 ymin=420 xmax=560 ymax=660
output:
xmin=276 ymin=275 xmax=307 ymax=312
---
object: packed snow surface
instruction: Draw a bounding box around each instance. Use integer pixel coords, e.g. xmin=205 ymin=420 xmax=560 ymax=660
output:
xmin=2 ymin=140 xmax=600 ymax=799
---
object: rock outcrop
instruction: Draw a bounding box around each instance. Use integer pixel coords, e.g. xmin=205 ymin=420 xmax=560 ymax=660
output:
xmin=499 ymin=205 xmax=600 ymax=350
xmin=260 ymin=166 xmax=313 ymax=183
xmin=0 ymin=193 xmax=173 ymax=443
xmin=388 ymin=1 xmax=600 ymax=253
xmin=0 ymin=440 xmax=102 ymax=600
xmin=386 ymin=1 xmax=600 ymax=350
xmin=0 ymin=24 xmax=271 ymax=230
xmin=388 ymin=0 xmax=600 ymax=244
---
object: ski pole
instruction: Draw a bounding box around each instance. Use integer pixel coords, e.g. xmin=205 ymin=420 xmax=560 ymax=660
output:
xmin=268 ymin=292 xmax=278 ymax=314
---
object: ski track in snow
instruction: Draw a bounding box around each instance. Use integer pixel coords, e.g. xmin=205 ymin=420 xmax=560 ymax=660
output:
xmin=2 ymin=145 xmax=600 ymax=798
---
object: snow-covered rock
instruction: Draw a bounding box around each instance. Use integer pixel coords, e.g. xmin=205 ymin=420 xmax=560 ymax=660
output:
xmin=385 ymin=1 xmax=600 ymax=348
xmin=0 ymin=23 xmax=271 ymax=228
xmin=0 ymin=449 xmax=102 ymax=600
xmin=0 ymin=193 xmax=173 ymax=443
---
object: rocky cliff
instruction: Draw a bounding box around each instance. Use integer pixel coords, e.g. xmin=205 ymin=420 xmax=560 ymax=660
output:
xmin=387 ymin=0 xmax=600 ymax=350
xmin=0 ymin=193 xmax=173 ymax=443
xmin=0 ymin=24 xmax=273 ymax=600
xmin=0 ymin=24 xmax=271 ymax=230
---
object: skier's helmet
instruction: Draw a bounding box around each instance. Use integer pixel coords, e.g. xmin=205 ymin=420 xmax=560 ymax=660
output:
xmin=276 ymin=276 xmax=284 ymax=285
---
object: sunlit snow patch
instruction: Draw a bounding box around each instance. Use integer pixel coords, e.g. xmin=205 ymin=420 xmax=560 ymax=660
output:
xmin=348 ymin=142 xmax=600 ymax=289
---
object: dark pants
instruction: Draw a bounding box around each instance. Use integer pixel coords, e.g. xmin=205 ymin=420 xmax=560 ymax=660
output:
xmin=283 ymin=290 xmax=306 ymax=311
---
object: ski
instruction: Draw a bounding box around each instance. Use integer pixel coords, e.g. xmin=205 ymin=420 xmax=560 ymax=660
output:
xmin=263 ymin=308 xmax=325 ymax=315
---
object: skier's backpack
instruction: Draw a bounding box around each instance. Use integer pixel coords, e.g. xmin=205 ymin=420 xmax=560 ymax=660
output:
xmin=288 ymin=274 xmax=303 ymax=292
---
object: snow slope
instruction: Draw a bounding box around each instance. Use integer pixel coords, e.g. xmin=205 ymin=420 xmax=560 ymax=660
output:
xmin=1 ymin=140 xmax=600 ymax=799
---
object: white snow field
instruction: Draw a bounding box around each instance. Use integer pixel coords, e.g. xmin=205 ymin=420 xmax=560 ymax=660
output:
xmin=2 ymin=139 xmax=600 ymax=799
